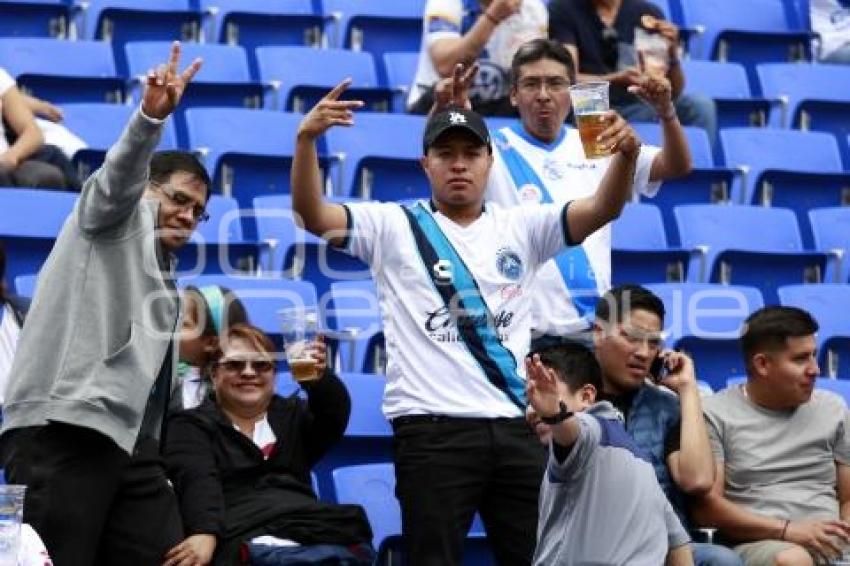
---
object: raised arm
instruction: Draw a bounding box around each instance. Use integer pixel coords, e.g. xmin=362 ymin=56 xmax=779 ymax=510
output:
xmin=660 ymin=352 xmax=714 ymax=495
xmin=428 ymin=0 xmax=519 ymax=77
xmin=291 ymin=80 xmax=363 ymax=246
xmin=627 ymin=74 xmax=691 ymax=181
xmin=838 ymin=462 xmax=850 ymax=522
xmin=77 ymin=41 xmax=201 ymax=234
xmin=526 ymin=355 xmax=581 ymax=449
xmin=564 ymin=113 xmax=639 ymax=244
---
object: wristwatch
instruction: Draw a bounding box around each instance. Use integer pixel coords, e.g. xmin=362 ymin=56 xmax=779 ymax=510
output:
xmin=540 ymin=401 xmax=574 ymax=425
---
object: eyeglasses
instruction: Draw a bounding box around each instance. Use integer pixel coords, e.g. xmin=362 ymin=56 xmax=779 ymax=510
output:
xmin=517 ymin=77 xmax=571 ymax=93
xmin=217 ymin=358 xmax=275 ymax=373
xmin=152 ymin=183 xmax=209 ymax=223
xmin=619 ymin=326 xmax=663 ymax=350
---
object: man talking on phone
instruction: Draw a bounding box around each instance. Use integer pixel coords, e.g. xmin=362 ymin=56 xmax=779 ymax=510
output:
xmin=592 ymin=284 xmax=743 ymax=566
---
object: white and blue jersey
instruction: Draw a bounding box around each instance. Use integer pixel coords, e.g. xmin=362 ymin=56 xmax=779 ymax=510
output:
xmin=408 ymin=0 xmax=547 ymax=109
xmin=486 ymin=123 xmax=661 ymax=335
xmin=341 ymin=200 xmax=569 ymax=420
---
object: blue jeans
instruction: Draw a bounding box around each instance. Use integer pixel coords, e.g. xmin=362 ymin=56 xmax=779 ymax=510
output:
xmin=616 ymin=92 xmax=718 ymax=148
xmin=693 ymin=542 xmax=745 ymax=566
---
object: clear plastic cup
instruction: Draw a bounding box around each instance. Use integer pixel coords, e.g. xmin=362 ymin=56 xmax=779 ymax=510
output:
xmin=568 ymin=81 xmax=611 ymax=159
xmin=0 ymin=485 xmax=26 ymax=566
xmin=279 ymin=307 xmax=319 ymax=383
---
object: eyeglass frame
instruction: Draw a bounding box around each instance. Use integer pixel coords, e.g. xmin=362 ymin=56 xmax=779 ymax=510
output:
xmin=516 ymin=76 xmax=572 ymax=94
xmin=150 ymin=182 xmax=210 ymax=223
xmin=215 ymin=358 xmax=276 ymax=374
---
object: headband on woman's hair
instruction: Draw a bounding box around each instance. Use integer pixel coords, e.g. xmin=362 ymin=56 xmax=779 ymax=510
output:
xmin=199 ymin=285 xmax=226 ymax=335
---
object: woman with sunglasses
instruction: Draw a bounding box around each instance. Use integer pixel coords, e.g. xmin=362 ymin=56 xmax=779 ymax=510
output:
xmin=164 ymin=323 xmax=374 ymax=566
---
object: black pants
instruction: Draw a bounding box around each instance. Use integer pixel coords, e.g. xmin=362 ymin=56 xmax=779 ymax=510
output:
xmin=1 ymin=423 xmax=183 ymax=566
xmin=392 ymin=416 xmax=545 ymax=566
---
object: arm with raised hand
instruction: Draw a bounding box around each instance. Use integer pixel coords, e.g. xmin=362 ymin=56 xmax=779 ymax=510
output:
xmin=627 ymin=73 xmax=691 ymax=181
xmin=77 ymin=41 xmax=202 ymax=234
xmin=564 ymin=112 xmax=640 ymax=244
xmin=526 ymin=354 xmax=581 ymax=450
xmin=291 ymin=79 xmax=364 ymax=246
xmin=428 ymin=0 xmax=520 ymax=77
xmin=428 ymin=62 xmax=478 ymax=116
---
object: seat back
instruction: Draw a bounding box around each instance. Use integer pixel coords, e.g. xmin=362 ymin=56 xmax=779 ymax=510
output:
xmin=808 ymin=207 xmax=850 ymax=282
xmin=125 ymin=41 xmax=252 ymax=83
xmin=612 ymin=203 xmax=669 ymax=250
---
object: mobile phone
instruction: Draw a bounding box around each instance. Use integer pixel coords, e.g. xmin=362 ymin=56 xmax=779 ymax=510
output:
xmin=649 ymin=355 xmax=668 ymax=383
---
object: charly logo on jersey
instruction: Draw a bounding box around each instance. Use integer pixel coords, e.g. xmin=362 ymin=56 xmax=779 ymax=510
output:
xmin=432 ymin=259 xmax=453 ymax=285
xmin=496 ymin=247 xmax=523 ymax=281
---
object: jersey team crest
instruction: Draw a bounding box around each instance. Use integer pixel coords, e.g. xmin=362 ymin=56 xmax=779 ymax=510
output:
xmin=496 ymin=247 xmax=524 ymax=281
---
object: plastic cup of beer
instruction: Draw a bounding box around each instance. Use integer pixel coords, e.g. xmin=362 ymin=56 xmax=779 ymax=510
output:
xmin=0 ymin=485 xmax=25 ymax=566
xmin=569 ymin=81 xmax=611 ymax=159
xmin=279 ymin=307 xmax=320 ymax=383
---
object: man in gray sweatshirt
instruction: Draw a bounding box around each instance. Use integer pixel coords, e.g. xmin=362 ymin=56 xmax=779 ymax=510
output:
xmin=0 ymin=42 xmax=204 ymax=566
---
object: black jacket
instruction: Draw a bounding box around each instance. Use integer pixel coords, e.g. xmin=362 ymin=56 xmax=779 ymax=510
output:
xmin=164 ymin=372 xmax=372 ymax=564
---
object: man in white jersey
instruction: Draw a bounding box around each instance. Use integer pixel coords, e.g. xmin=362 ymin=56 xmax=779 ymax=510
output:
xmin=435 ymin=39 xmax=691 ymax=342
xmin=291 ymin=80 xmax=641 ymax=565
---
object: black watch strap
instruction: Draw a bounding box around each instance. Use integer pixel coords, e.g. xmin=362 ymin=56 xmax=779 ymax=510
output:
xmin=540 ymin=401 xmax=574 ymax=425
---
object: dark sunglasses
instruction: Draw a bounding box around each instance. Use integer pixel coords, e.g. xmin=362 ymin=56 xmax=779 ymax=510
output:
xmin=217 ymin=359 xmax=274 ymax=373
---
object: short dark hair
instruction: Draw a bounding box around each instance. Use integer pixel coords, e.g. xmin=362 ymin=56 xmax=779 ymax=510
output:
xmin=149 ymin=151 xmax=212 ymax=202
xmin=595 ymin=284 xmax=665 ymax=325
xmin=741 ymin=306 xmax=818 ymax=368
xmin=510 ymin=39 xmax=577 ymax=86
xmin=534 ymin=342 xmax=602 ymax=393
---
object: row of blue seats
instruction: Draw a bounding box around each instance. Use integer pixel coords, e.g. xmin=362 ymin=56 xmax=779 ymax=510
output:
xmin=2 ymin=184 xmax=848 ymax=296
xmin=39 ymin=102 xmax=850 ymax=234
xmin=3 ymin=34 xmax=849 ymax=129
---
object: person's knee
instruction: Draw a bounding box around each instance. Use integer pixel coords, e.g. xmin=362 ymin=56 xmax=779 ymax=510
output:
xmin=674 ymin=93 xmax=716 ymax=131
xmin=773 ymin=545 xmax=814 ymax=566
xmin=694 ymin=544 xmax=744 ymax=566
xmin=13 ymin=160 xmax=68 ymax=189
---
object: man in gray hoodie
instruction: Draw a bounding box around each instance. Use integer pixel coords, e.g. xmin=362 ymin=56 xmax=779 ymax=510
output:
xmin=0 ymin=42 xmax=204 ymax=566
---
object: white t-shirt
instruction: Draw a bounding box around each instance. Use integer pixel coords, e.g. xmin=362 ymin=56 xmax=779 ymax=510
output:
xmin=486 ymin=123 xmax=661 ymax=335
xmin=0 ymin=68 xmax=15 ymax=154
xmin=0 ymin=303 xmax=22 ymax=405
xmin=408 ymin=0 xmax=548 ymax=109
xmin=811 ymin=0 xmax=850 ymax=59
xmin=343 ymin=200 xmax=568 ymax=419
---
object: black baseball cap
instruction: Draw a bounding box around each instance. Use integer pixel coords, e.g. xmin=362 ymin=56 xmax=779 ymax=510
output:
xmin=422 ymin=107 xmax=491 ymax=154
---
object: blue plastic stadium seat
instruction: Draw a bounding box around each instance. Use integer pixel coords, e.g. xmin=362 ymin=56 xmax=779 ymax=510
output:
xmin=60 ymin=103 xmax=178 ymax=181
xmin=756 ymin=63 xmax=850 ymax=164
xmin=312 ymin=374 xmax=392 ymax=501
xmin=184 ymin=108 xmax=336 ymax=239
xmin=674 ymin=204 xmax=827 ymax=304
xmin=680 ymin=60 xmax=778 ymax=129
xmin=176 ymin=195 xmax=266 ymax=276
xmin=680 ymin=0 xmax=812 ymax=85
xmin=778 ymin=284 xmax=850 ymax=379
xmin=382 ymin=51 xmax=419 ymax=113
xmin=611 ymin=203 xmax=691 ymax=285
xmin=198 ymin=0 xmax=326 ymax=71
xmin=332 ymin=463 xmax=494 ymax=565
xmin=323 ymin=0 xmax=425 ymax=84
xmin=632 ymin=123 xmax=739 ymax=246
xmin=647 ymin=283 xmax=764 ymax=390
xmin=327 ymin=280 xmax=383 ymax=374
xmin=324 ymin=112 xmax=427 ymax=199
xmin=177 ymin=273 xmax=317 ymax=349
xmin=255 ymin=46 xmax=391 ymax=112
xmin=74 ymin=0 xmax=202 ymax=75
xmin=0 ymin=188 xmax=78 ymax=283
xmin=0 ymin=38 xmax=125 ymax=104
xmin=0 ymin=0 xmax=71 ymax=38
xmin=808 ymin=207 xmax=850 ymax=284
xmin=719 ymin=128 xmax=850 ymax=246
xmin=12 ymin=274 xmax=38 ymax=298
